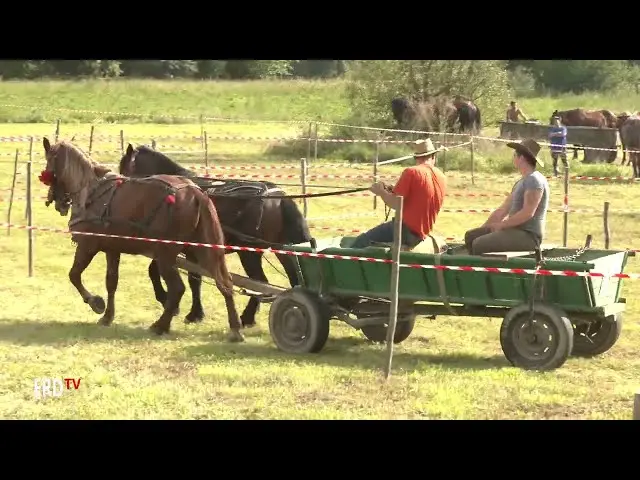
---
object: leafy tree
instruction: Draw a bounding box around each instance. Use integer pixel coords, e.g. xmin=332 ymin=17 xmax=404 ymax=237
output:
xmin=344 ymin=60 xmax=511 ymax=128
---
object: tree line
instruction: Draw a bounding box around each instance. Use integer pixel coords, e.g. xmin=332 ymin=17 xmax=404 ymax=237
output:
xmin=0 ymin=60 xmax=638 ymax=94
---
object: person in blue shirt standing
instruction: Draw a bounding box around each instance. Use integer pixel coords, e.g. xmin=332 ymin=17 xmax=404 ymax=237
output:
xmin=549 ymin=115 xmax=568 ymax=177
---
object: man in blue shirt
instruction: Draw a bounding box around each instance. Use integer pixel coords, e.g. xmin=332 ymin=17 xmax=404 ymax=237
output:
xmin=549 ymin=115 xmax=568 ymax=177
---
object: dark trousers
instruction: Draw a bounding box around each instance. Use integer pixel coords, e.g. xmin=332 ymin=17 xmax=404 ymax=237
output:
xmin=464 ymin=226 xmax=539 ymax=255
xmin=350 ymin=220 xmax=422 ymax=249
xmin=551 ymin=151 xmax=569 ymax=176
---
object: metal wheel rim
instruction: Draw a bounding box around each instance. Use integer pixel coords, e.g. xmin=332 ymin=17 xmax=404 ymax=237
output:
xmin=573 ymin=321 xmax=606 ymax=346
xmin=512 ymin=316 xmax=558 ymax=362
xmin=274 ymin=299 xmax=311 ymax=348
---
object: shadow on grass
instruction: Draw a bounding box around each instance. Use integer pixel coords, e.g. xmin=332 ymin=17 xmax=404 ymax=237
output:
xmin=0 ymin=318 xmax=165 ymax=345
xmin=178 ymin=330 xmax=510 ymax=373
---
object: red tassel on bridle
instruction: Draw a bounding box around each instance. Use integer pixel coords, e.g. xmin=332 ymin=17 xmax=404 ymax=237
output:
xmin=39 ymin=170 xmax=55 ymax=186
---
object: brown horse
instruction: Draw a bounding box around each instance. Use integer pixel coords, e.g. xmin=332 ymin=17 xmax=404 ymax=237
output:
xmin=620 ymin=115 xmax=640 ymax=178
xmin=552 ymin=108 xmax=611 ymax=128
xmin=616 ymin=111 xmax=639 ymax=165
xmin=40 ymin=138 xmax=244 ymax=341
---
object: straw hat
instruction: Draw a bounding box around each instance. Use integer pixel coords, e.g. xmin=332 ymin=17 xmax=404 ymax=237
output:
xmin=413 ymin=138 xmax=445 ymax=158
xmin=506 ymin=138 xmax=544 ymax=167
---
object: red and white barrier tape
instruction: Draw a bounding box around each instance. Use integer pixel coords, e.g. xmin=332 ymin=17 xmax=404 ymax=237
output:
xmin=1 ymin=221 xmax=635 ymax=279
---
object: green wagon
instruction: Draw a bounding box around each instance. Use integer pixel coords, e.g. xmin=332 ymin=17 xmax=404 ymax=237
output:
xmin=264 ymin=236 xmax=633 ymax=372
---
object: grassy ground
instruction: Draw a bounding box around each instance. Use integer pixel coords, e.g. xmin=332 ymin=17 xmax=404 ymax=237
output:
xmin=1 ymin=78 xmax=639 ymax=126
xmin=1 ymin=120 xmax=639 ymax=420
xmin=0 ymin=80 xmax=639 ymax=419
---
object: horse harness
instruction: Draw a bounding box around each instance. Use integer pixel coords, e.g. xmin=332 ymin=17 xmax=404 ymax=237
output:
xmin=68 ymin=174 xmax=191 ymax=236
xmin=204 ymin=180 xmax=286 ymax=247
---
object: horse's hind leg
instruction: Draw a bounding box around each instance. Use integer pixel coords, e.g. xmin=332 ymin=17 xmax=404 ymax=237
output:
xmin=184 ymin=250 xmax=205 ymax=324
xmin=69 ymin=242 xmax=105 ymax=315
xmin=98 ymin=251 xmax=121 ymax=327
xmin=237 ymin=251 xmax=267 ymax=328
xmin=275 ymin=252 xmax=300 ymax=287
xmin=149 ymin=258 xmax=185 ymax=336
xmin=148 ymin=260 xmax=167 ymax=306
xmin=149 ymin=260 xmax=179 ymax=316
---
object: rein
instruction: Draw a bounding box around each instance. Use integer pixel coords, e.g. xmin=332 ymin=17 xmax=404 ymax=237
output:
xmin=206 ymin=186 xmax=370 ymax=200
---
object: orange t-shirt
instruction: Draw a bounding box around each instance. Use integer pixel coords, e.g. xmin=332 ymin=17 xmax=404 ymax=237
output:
xmin=392 ymin=164 xmax=446 ymax=239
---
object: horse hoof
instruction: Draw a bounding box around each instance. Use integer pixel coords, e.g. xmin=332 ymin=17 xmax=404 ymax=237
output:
xmin=97 ymin=315 xmax=113 ymax=327
xmin=88 ymin=296 xmax=106 ymax=315
xmin=243 ymin=322 xmax=257 ymax=329
xmin=184 ymin=311 xmax=204 ymax=324
xmin=227 ymin=330 xmax=245 ymax=343
xmin=149 ymin=323 xmax=170 ymax=336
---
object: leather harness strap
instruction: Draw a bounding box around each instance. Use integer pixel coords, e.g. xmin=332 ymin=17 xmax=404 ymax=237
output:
xmin=433 ymin=253 xmax=458 ymax=316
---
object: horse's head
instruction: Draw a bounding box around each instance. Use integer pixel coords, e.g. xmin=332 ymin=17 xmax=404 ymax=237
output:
xmin=41 ymin=137 xmax=72 ymax=216
xmin=119 ymin=143 xmax=138 ymax=176
xmin=41 ymin=137 xmax=104 ymax=216
xmin=617 ymin=112 xmax=632 ymax=129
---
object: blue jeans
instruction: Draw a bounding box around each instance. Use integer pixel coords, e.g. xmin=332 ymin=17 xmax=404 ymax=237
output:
xmin=350 ymin=220 xmax=422 ymax=249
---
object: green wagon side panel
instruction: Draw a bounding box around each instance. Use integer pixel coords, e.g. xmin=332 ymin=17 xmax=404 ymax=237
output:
xmin=289 ymin=240 xmax=631 ymax=315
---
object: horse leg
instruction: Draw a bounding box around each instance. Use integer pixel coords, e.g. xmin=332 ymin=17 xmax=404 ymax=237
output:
xmin=275 ymin=252 xmax=301 ymax=287
xmin=184 ymin=250 xmax=205 ymax=324
xmin=148 ymin=260 xmax=167 ymax=306
xmin=98 ymin=251 xmax=120 ymax=327
xmin=149 ymin=259 xmax=185 ymax=335
xmin=149 ymin=260 xmax=179 ymax=316
xmin=216 ymin=279 xmax=244 ymax=342
xmin=69 ymin=243 xmax=105 ymax=315
xmin=237 ymin=251 xmax=267 ymax=328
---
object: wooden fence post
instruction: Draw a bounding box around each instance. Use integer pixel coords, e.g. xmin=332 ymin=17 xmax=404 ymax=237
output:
xmin=7 ymin=149 xmax=19 ymax=236
xmin=300 ymin=158 xmax=308 ymax=218
xmin=88 ymin=125 xmax=95 ymax=155
xmin=603 ymin=202 xmax=610 ymax=249
xmin=54 ymin=119 xmax=60 ymax=142
xmin=119 ymin=129 xmax=124 ymax=155
xmin=313 ymin=122 xmax=319 ymax=165
xmin=26 ymin=156 xmax=34 ymax=277
xmin=373 ymin=139 xmax=380 ymax=211
xmin=634 ymin=390 xmax=640 ymax=420
xmin=204 ymin=130 xmax=209 ymax=169
xmin=563 ymin=165 xmax=569 ymax=247
xmin=470 ymin=135 xmax=475 ymax=186
xmin=384 ymin=196 xmax=403 ymax=380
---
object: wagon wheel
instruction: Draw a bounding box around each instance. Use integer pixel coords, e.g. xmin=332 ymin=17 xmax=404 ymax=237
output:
xmin=571 ymin=314 xmax=622 ymax=357
xmin=360 ymin=315 xmax=416 ymax=344
xmin=500 ymin=303 xmax=574 ymax=371
xmin=268 ymin=288 xmax=331 ymax=354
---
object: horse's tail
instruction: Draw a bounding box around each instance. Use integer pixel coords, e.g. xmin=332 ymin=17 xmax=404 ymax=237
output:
xmin=194 ymin=192 xmax=233 ymax=295
xmin=475 ymin=105 xmax=482 ymax=131
xmin=280 ymin=197 xmax=312 ymax=244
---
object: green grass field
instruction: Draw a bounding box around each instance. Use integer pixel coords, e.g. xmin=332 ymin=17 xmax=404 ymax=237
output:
xmin=0 ymin=79 xmax=639 ymax=419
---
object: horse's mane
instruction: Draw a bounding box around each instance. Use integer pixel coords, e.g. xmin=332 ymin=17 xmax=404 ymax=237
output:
xmin=126 ymin=145 xmax=195 ymax=176
xmin=53 ymin=140 xmax=101 ymax=193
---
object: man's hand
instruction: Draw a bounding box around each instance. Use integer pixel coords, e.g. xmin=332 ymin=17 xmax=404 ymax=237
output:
xmin=369 ymin=182 xmax=386 ymax=196
xmin=487 ymin=222 xmax=505 ymax=232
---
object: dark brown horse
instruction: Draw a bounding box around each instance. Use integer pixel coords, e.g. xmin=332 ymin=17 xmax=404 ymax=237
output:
xmin=119 ymin=144 xmax=311 ymax=328
xmin=40 ymin=138 xmax=244 ymax=342
xmin=620 ymin=115 xmax=640 ymax=177
xmin=552 ymin=108 xmax=613 ymax=128
xmin=391 ymin=95 xmax=481 ymax=134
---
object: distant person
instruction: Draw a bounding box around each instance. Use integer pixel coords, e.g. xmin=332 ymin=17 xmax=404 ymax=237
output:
xmin=351 ymin=139 xmax=447 ymax=250
xmin=506 ymin=101 xmax=528 ymax=123
xmin=548 ymin=115 xmax=568 ymax=177
xmin=463 ymin=138 xmax=549 ymax=255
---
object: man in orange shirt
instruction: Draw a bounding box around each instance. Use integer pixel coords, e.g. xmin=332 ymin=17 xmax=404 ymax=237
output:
xmin=350 ymin=139 xmax=447 ymax=249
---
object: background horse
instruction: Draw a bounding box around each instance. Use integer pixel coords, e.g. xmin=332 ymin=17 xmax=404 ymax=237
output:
xmin=391 ymin=95 xmax=481 ymax=134
xmin=119 ymin=144 xmax=312 ymax=328
xmin=40 ymin=138 xmax=244 ymax=341
xmin=620 ymin=115 xmax=640 ymax=178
